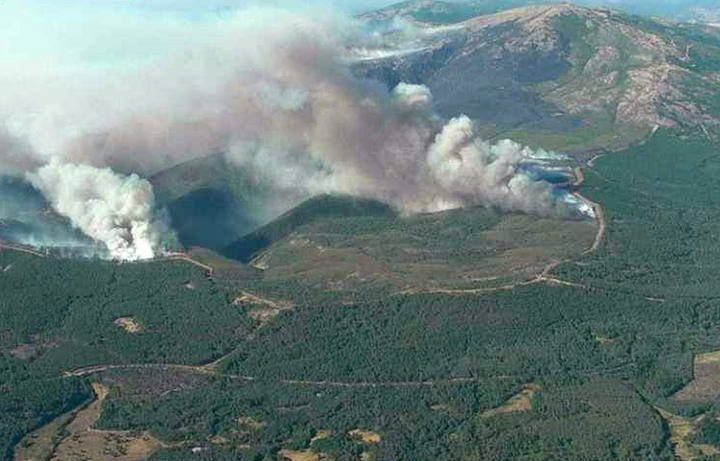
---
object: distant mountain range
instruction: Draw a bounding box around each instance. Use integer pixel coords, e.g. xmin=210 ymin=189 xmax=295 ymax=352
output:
xmin=362 ymin=0 xmax=720 ymax=24
xmin=356 ymin=2 xmax=720 ymax=154
xmin=147 ymin=1 xmax=720 ymax=251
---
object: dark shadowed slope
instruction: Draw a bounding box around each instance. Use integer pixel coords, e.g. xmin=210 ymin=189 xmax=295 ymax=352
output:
xmin=223 ymin=195 xmax=397 ymax=263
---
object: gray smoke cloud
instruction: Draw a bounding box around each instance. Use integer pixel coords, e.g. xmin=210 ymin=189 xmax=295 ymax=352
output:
xmin=0 ymin=174 xmax=99 ymax=254
xmin=27 ymin=160 xmax=171 ymax=261
xmin=0 ymin=6 xmax=579 ymax=260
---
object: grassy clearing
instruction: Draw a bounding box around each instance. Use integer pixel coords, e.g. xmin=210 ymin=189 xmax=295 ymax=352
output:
xmin=675 ymin=350 xmax=720 ymax=403
xmin=14 ymin=410 xmax=77 ymax=461
xmin=235 ymin=201 xmax=595 ymax=296
xmin=16 ymin=384 xmax=163 ymax=461
xmin=655 ymin=407 xmax=720 ymax=461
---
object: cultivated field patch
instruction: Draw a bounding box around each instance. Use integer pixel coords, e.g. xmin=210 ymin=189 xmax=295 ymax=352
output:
xmin=675 ymin=350 xmax=720 ymax=402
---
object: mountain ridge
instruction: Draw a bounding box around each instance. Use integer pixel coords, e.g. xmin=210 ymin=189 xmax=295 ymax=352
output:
xmin=355 ymin=1 xmax=720 ymax=152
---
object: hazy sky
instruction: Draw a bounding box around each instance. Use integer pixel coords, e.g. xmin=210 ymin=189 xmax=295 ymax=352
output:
xmin=8 ymin=0 xmax=394 ymax=14
xmin=0 ymin=0 xmax=716 ymax=68
xmin=4 ymin=0 xmax=718 ymax=18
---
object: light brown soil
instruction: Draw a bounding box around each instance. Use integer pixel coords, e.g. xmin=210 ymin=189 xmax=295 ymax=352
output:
xmin=655 ymin=407 xmax=719 ymax=461
xmin=161 ymin=253 xmax=214 ymax=274
xmin=14 ymin=410 xmax=77 ymax=461
xmin=675 ymin=350 xmax=720 ymax=402
xmin=114 ymin=317 xmax=142 ymax=334
xmin=233 ymin=291 xmax=293 ymax=324
xmin=310 ymin=430 xmax=332 ymax=443
xmin=349 ymin=429 xmax=381 ymax=444
xmin=279 ymin=449 xmax=321 ymax=461
xmin=19 ymin=383 xmax=165 ymax=461
xmin=482 ymin=384 xmax=541 ymax=418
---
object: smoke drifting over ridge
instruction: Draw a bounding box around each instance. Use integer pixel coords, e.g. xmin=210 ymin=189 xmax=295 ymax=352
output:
xmin=0 ymin=4 xmax=582 ymax=260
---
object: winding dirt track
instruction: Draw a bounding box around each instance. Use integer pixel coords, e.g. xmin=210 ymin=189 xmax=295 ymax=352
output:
xmin=157 ymin=253 xmax=215 ymax=274
xmin=403 ymin=164 xmax=607 ymax=297
xmin=20 ymin=161 xmax=613 ymax=392
xmin=63 ymin=363 xmax=497 ymax=388
xmin=0 ymin=242 xmax=47 ymax=258
xmin=62 ymin=360 xmax=637 ymax=388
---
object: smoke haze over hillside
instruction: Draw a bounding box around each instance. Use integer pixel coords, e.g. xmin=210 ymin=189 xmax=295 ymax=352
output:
xmin=0 ymin=1 xmax=586 ymax=260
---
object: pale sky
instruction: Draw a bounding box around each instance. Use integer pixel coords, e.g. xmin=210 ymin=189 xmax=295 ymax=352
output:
xmin=4 ymin=0 xmax=717 ymax=18
xmin=8 ymin=0 xmax=396 ymax=14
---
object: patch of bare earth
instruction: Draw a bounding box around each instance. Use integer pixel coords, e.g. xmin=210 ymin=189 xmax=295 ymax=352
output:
xmin=481 ymin=384 xmax=541 ymax=418
xmin=114 ymin=317 xmax=142 ymax=334
xmin=310 ymin=430 xmax=332 ymax=444
xmin=237 ymin=416 xmax=266 ymax=431
xmin=14 ymin=410 xmax=77 ymax=461
xmin=655 ymin=407 xmax=719 ymax=461
xmin=279 ymin=449 xmax=323 ymax=461
xmin=348 ymin=429 xmax=381 ymax=444
xmin=8 ymin=337 xmax=59 ymax=361
xmin=47 ymin=383 xmax=163 ymax=461
xmin=675 ymin=350 xmax=720 ymax=402
xmin=348 ymin=429 xmax=380 ymax=461
xmin=209 ymin=435 xmax=228 ymax=446
xmin=233 ymin=291 xmax=293 ymax=324
xmin=9 ymin=344 xmax=40 ymax=361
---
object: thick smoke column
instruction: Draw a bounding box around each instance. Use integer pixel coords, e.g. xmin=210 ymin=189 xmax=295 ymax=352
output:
xmin=425 ymin=115 xmax=562 ymax=215
xmin=28 ymin=161 xmax=170 ymax=261
xmin=0 ymin=5 xmax=582 ymax=259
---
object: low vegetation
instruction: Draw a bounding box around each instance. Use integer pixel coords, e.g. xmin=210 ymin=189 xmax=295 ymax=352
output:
xmin=7 ymin=127 xmax=720 ymax=460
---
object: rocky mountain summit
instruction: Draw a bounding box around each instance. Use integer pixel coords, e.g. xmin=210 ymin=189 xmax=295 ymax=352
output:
xmin=356 ymin=2 xmax=720 ymax=152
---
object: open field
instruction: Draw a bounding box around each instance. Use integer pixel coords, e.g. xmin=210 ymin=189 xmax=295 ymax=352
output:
xmin=674 ymin=350 xmax=720 ymax=403
xmin=228 ymin=198 xmax=596 ymax=296
xmin=15 ymin=383 xmax=164 ymax=461
xmin=654 ymin=407 xmax=720 ymax=461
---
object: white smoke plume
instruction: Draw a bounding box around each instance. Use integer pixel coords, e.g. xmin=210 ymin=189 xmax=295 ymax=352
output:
xmin=27 ymin=160 xmax=171 ymax=261
xmin=0 ymin=3 xmax=580 ymax=260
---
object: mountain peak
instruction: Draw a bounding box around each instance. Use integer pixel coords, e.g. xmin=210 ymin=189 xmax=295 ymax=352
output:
xmin=362 ymin=1 xmax=606 ymax=26
xmin=460 ymin=3 xmax=615 ymax=30
xmin=356 ymin=1 xmax=720 ymax=150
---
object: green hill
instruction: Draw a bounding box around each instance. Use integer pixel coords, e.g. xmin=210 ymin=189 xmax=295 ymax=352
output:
xmin=150 ymin=154 xmax=276 ymax=250
xmin=223 ymin=194 xmax=397 ymax=263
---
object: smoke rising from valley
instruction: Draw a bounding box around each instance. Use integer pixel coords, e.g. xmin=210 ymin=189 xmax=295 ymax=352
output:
xmin=0 ymin=3 xmax=581 ymax=260
xmin=28 ymin=161 xmax=171 ymax=261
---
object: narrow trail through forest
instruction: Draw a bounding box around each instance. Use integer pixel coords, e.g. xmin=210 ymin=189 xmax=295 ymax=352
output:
xmin=404 ymin=162 xmax=608 ymax=297
xmin=0 ymin=242 xmax=47 ymax=258
xmin=63 ymin=360 xmax=638 ymax=389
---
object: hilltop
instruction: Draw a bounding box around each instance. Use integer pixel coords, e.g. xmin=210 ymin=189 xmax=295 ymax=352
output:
xmin=356 ymin=2 xmax=720 ymax=153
